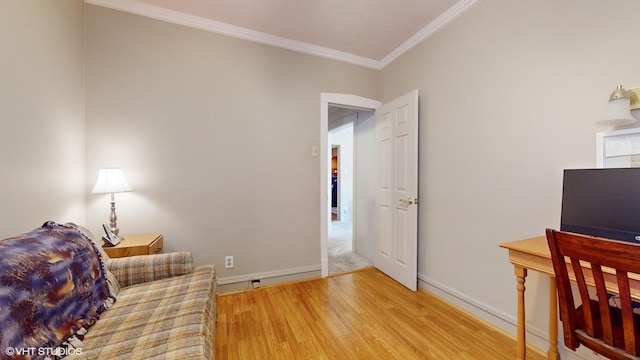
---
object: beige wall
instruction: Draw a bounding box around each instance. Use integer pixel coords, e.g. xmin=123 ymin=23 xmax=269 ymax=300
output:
xmin=380 ymin=0 xmax=640 ymax=355
xmin=84 ymin=5 xmax=379 ymax=285
xmin=0 ymin=0 xmax=86 ymax=238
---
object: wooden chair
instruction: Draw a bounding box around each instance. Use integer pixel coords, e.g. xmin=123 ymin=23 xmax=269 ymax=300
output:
xmin=546 ymin=229 xmax=640 ymax=360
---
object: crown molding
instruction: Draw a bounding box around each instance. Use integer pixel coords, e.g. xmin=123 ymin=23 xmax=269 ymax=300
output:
xmin=85 ymin=0 xmax=479 ymax=70
xmin=380 ymin=0 xmax=480 ymax=68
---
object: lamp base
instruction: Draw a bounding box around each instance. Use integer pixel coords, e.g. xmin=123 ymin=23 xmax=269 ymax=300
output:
xmin=109 ymin=197 xmax=120 ymax=236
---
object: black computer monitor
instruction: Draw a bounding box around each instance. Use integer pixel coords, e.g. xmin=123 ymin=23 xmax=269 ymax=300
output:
xmin=561 ymin=168 xmax=640 ymax=243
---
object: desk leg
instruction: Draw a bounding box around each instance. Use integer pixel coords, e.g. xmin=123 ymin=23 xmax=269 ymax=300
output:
xmin=515 ymin=266 xmax=527 ymax=360
xmin=548 ymin=276 xmax=560 ymax=360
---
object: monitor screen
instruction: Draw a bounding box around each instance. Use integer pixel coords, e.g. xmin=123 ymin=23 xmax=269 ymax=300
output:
xmin=561 ymin=168 xmax=640 ymax=243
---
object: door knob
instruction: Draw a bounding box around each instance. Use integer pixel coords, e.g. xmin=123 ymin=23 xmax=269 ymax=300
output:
xmin=399 ymin=197 xmax=418 ymax=206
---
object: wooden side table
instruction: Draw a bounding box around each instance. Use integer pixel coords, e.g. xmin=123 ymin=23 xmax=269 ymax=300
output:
xmin=103 ymin=233 xmax=163 ymax=258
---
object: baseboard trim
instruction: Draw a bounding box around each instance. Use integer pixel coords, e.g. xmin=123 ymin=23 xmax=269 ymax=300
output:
xmin=217 ymin=264 xmax=321 ymax=293
xmin=417 ymin=272 xmax=550 ymax=351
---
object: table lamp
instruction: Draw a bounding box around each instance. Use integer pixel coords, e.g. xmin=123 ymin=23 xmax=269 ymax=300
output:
xmin=91 ymin=168 xmax=132 ymax=236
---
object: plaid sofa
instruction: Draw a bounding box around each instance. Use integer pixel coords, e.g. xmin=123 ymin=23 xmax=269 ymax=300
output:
xmin=0 ymin=223 xmax=216 ymax=360
xmin=78 ymin=252 xmax=217 ymax=359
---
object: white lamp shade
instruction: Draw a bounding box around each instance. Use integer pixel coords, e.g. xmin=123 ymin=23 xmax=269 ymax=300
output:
xmin=91 ymin=168 xmax=132 ymax=194
xmin=599 ymin=97 xmax=637 ymax=126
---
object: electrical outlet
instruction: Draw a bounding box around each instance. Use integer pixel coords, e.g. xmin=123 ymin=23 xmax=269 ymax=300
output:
xmin=251 ymin=279 xmax=261 ymax=289
xmin=225 ymin=256 xmax=234 ymax=269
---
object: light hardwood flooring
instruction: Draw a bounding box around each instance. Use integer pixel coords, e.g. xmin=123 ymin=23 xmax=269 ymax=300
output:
xmin=215 ymin=268 xmax=546 ymax=359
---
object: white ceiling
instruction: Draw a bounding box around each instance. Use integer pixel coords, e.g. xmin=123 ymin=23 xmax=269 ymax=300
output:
xmin=86 ymin=0 xmax=479 ymax=69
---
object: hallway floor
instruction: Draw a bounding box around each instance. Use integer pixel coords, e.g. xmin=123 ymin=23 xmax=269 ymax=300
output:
xmin=328 ymin=221 xmax=373 ymax=274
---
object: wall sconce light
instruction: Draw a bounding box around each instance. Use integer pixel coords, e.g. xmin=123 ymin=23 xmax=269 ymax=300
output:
xmin=91 ymin=168 xmax=132 ymax=236
xmin=598 ymin=85 xmax=639 ymax=126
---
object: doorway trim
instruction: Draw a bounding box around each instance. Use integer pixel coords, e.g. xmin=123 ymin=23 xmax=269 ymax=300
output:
xmin=320 ymin=93 xmax=381 ymax=277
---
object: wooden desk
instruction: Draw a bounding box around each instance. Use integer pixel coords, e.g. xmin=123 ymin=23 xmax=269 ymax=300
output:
xmin=500 ymin=236 xmax=560 ymax=360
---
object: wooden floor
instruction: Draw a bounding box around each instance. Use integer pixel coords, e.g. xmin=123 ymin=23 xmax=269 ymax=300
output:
xmin=215 ymin=268 xmax=546 ymax=359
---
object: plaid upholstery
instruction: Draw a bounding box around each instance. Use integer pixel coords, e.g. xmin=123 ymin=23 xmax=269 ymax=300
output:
xmin=106 ymin=252 xmax=194 ymax=288
xmin=79 ymin=265 xmax=216 ymax=359
xmin=104 ymin=268 xmax=122 ymax=295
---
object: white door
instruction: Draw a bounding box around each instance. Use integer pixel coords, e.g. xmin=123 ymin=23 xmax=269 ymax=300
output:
xmin=374 ymin=90 xmax=419 ymax=291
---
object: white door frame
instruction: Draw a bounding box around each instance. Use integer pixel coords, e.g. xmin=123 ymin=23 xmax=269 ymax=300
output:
xmin=320 ymin=93 xmax=381 ymax=277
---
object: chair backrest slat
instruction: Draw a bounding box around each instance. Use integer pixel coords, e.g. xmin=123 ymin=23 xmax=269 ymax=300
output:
xmin=617 ymin=270 xmax=637 ymax=355
xmin=592 ymin=264 xmax=614 ymax=346
xmin=570 ymin=257 xmax=594 ymax=336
